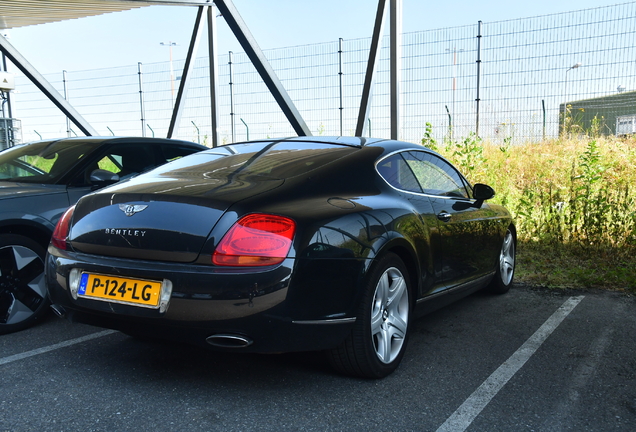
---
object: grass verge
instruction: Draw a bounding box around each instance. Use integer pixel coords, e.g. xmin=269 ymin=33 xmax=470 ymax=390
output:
xmin=423 ymin=128 xmax=636 ymax=293
xmin=516 ymin=242 xmax=635 ymax=292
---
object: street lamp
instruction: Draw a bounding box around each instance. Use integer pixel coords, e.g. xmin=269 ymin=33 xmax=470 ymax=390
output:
xmin=160 ymin=41 xmax=178 ymax=105
xmin=562 ymin=62 xmax=581 ymax=134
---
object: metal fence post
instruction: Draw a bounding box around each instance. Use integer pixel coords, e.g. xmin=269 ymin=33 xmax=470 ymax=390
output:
xmin=229 ymin=51 xmax=235 ymax=143
xmin=63 ymin=70 xmax=70 ymax=137
xmin=390 ymin=0 xmax=403 ymax=141
xmin=338 ymin=38 xmax=344 ymax=136
xmin=475 ymin=21 xmax=482 ymax=138
xmin=1 ymin=52 xmax=12 ymax=119
xmin=138 ymin=62 xmax=146 ymax=137
xmin=192 ymin=120 xmax=200 ymax=143
xmin=240 ymin=117 xmax=249 ymax=140
xmin=207 ymin=5 xmax=220 ymax=148
xmin=542 ymin=99 xmax=546 ymax=140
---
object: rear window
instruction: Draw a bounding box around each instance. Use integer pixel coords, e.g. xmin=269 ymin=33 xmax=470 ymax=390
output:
xmin=152 ymin=141 xmax=358 ymax=180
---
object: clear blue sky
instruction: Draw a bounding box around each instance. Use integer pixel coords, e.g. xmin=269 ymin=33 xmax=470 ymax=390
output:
xmin=3 ymin=0 xmax=627 ymax=74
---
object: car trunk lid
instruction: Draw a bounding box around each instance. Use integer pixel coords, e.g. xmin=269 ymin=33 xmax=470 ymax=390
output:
xmin=69 ymin=174 xmax=284 ymax=262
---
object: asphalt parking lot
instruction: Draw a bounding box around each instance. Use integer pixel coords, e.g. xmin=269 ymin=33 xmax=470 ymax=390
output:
xmin=1 ymin=285 xmax=634 ymax=432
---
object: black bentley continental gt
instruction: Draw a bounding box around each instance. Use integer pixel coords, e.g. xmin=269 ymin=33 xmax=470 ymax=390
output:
xmin=46 ymin=137 xmax=516 ymax=378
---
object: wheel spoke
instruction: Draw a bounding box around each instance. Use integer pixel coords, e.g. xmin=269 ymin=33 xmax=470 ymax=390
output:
xmin=14 ymin=252 xmax=45 ymax=293
xmin=503 ymin=235 xmax=512 ymax=254
xmin=387 ymin=313 xmax=407 ymax=339
xmin=370 ymin=308 xmax=384 ymax=335
xmin=376 ymin=272 xmax=389 ymax=305
xmin=387 ymin=275 xmax=406 ymax=307
xmin=4 ymin=297 xmax=34 ymax=325
xmin=502 ymin=257 xmax=514 ymax=271
xmin=375 ymin=327 xmax=391 ymax=363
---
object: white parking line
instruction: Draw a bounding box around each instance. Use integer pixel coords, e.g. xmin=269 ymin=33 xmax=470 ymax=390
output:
xmin=436 ymin=295 xmax=585 ymax=432
xmin=0 ymin=329 xmax=117 ymax=366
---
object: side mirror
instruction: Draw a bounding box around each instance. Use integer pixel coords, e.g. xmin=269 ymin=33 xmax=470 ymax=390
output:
xmin=89 ymin=169 xmax=120 ymax=189
xmin=472 ymin=183 xmax=495 ymax=208
xmin=473 ymin=183 xmax=495 ymax=200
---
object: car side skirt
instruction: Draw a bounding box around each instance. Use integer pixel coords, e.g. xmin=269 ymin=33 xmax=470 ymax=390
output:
xmin=414 ymin=273 xmax=494 ymax=318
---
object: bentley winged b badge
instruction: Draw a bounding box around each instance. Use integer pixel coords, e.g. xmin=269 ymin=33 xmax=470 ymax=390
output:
xmin=119 ymin=204 xmax=148 ymax=217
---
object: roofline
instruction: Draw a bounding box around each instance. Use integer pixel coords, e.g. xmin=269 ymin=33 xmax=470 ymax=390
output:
xmin=0 ymin=1 xmax=212 ymax=30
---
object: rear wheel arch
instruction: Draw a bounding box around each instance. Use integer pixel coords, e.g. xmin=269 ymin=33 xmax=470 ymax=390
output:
xmin=505 ymin=222 xmax=517 ymax=241
xmin=381 ymin=244 xmax=419 ymax=307
xmin=511 ymin=224 xmax=518 ymax=243
xmin=0 ymin=222 xmax=53 ymax=251
xmin=367 ymin=236 xmax=420 ymax=306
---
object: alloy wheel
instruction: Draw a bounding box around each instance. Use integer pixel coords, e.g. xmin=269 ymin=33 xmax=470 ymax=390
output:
xmin=370 ymin=266 xmax=409 ymax=364
xmin=0 ymin=241 xmax=47 ymax=332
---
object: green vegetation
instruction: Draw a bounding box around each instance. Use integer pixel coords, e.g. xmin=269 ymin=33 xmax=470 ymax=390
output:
xmin=423 ymin=124 xmax=636 ymax=292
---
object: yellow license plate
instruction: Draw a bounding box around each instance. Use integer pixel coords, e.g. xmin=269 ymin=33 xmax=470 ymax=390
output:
xmin=78 ymin=273 xmax=162 ymax=308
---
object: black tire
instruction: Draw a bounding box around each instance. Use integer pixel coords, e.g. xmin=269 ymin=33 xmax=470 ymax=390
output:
xmin=0 ymin=234 xmax=50 ymax=334
xmin=487 ymin=227 xmax=516 ymax=294
xmin=328 ymin=252 xmax=411 ymax=379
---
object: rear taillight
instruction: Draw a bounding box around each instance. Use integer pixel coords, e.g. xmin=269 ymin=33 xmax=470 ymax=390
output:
xmin=51 ymin=205 xmax=75 ymax=250
xmin=212 ymin=214 xmax=296 ymax=267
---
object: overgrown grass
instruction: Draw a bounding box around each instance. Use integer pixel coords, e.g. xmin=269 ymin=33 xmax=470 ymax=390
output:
xmin=422 ymin=125 xmax=636 ymax=292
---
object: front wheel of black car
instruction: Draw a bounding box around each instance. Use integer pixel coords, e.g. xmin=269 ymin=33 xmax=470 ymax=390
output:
xmin=0 ymin=234 xmax=49 ymax=334
xmin=487 ymin=227 xmax=516 ymax=294
xmin=328 ymin=253 xmax=411 ymax=379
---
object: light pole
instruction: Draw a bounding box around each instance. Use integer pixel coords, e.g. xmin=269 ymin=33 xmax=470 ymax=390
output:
xmin=562 ymin=62 xmax=581 ymax=134
xmin=160 ymin=41 xmax=177 ymax=106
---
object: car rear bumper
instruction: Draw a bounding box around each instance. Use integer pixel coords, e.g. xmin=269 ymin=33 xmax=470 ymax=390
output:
xmin=45 ymin=248 xmax=360 ymax=353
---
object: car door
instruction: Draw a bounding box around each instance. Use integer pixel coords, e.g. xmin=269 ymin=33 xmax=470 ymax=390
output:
xmin=402 ymin=151 xmax=501 ymax=288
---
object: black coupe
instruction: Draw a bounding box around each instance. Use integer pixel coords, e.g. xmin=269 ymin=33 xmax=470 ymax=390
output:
xmin=46 ymin=137 xmax=516 ymax=378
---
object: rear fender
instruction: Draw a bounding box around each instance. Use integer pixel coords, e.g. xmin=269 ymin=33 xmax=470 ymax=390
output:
xmin=0 ymin=216 xmax=55 ymax=248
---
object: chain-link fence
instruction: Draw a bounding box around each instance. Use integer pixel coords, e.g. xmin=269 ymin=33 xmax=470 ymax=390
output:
xmin=8 ymin=1 xmax=636 ymax=145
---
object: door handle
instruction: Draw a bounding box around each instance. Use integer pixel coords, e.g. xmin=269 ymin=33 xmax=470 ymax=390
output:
xmin=437 ymin=212 xmax=452 ymax=223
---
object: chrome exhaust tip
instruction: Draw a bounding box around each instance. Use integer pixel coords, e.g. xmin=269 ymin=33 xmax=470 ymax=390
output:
xmin=206 ymin=334 xmax=253 ymax=348
xmin=50 ymin=304 xmax=67 ymax=318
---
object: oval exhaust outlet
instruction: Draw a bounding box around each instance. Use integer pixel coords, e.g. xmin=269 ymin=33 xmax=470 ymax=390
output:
xmin=206 ymin=334 xmax=253 ymax=348
xmin=50 ymin=304 xmax=67 ymax=318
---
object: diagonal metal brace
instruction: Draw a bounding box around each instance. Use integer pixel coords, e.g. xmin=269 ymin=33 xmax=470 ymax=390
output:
xmin=0 ymin=33 xmax=97 ymax=137
xmin=355 ymin=0 xmax=388 ymax=137
xmin=167 ymin=6 xmax=206 ymax=138
xmin=214 ymin=0 xmax=312 ymax=137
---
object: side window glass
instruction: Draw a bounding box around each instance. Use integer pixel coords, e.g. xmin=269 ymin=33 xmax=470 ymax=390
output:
xmin=97 ymin=154 xmax=123 ymax=175
xmin=376 ymin=154 xmax=422 ymax=193
xmin=404 ymin=151 xmax=469 ymax=198
xmin=72 ymin=144 xmax=156 ymax=186
xmin=105 ymin=145 xmax=156 ymax=179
